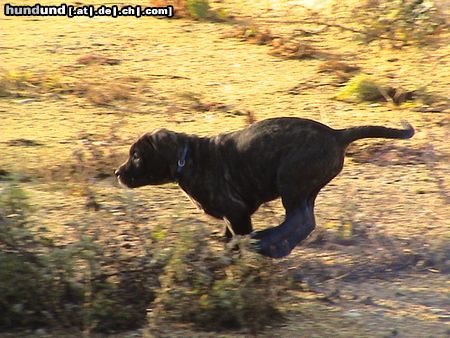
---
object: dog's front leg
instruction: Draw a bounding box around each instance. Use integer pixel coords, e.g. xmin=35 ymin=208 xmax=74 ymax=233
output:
xmin=251 ymin=200 xmax=316 ymax=258
xmin=223 ymin=213 xmax=253 ymax=241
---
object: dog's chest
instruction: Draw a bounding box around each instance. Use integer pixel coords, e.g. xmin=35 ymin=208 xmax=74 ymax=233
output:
xmin=179 ymin=186 xmax=205 ymax=211
xmin=178 ymin=185 xmax=224 ymax=219
xmin=186 ymin=193 xmax=204 ymax=211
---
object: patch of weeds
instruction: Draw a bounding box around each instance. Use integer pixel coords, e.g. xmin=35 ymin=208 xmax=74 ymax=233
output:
xmin=223 ymin=25 xmax=331 ymax=60
xmin=310 ymin=192 xmax=371 ymax=247
xmin=335 ymin=74 xmax=417 ymax=105
xmin=269 ymin=38 xmax=326 ymax=60
xmin=354 ymin=0 xmax=447 ymax=46
xmin=150 ymin=223 xmax=283 ymax=333
xmin=223 ymin=25 xmax=277 ymax=45
xmin=213 ymin=7 xmax=230 ymax=22
xmin=46 ymin=142 xmax=117 ymax=184
xmin=0 ymin=68 xmax=35 ymax=98
xmin=73 ymin=80 xmax=133 ymax=106
xmin=0 ymin=67 xmax=67 ymax=98
xmin=178 ymin=91 xmax=231 ymax=112
xmin=67 ymin=220 xmax=160 ymax=333
xmin=6 ymin=138 xmax=43 ymax=147
xmin=186 ymin=0 xmax=209 ymax=19
xmin=318 ymin=60 xmax=361 ymax=82
xmin=76 ymin=54 xmax=121 ymax=66
xmin=44 ymin=148 xmax=123 ymax=185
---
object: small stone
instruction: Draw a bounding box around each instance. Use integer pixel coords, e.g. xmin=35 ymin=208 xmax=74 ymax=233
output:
xmin=345 ymin=309 xmax=362 ymax=318
xmin=17 ymin=98 xmax=38 ymax=104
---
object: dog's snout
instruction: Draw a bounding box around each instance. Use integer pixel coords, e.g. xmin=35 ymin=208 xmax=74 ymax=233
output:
xmin=115 ymin=162 xmax=128 ymax=178
xmin=114 ymin=166 xmax=123 ymax=177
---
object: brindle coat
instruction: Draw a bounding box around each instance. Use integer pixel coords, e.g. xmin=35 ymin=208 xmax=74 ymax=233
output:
xmin=115 ymin=117 xmax=414 ymax=258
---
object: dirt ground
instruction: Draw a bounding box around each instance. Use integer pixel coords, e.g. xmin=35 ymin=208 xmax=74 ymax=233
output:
xmin=1 ymin=0 xmax=449 ymax=337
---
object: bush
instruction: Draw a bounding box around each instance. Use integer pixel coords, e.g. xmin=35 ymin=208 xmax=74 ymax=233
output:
xmin=0 ymin=179 xmax=161 ymax=332
xmin=150 ymin=225 xmax=282 ymax=332
xmin=335 ymin=74 xmax=416 ymax=104
xmin=187 ymin=0 xmax=209 ymax=19
xmin=0 ymin=181 xmax=79 ymax=328
xmin=355 ymin=0 xmax=446 ymax=45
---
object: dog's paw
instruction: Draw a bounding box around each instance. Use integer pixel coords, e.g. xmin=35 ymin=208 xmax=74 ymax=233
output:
xmin=250 ymin=231 xmax=293 ymax=258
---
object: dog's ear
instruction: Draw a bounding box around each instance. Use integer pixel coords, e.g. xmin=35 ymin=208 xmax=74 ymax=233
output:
xmin=143 ymin=129 xmax=181 ymax=172
xmin=150 ymin=128 xmax=177 ymax=144
xmin=150 ymin=129 xmax=182 ymax=177
xmin=147 ymin=129 xmax=179 ymax=153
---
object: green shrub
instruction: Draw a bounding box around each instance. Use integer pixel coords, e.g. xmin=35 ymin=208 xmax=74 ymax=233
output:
xmin=150 ymin=225 xmax=282 ymax=332
xmin=0 ymin=181 xmax=80 ymax=328
xmin=336 ymin=74 xmax=387 ymax=102
xmin=187 ymin=0 xmax=209 ymax=19
xmin=336 ymin=74 xmax=416 ymax=104
xmin=0 ymin=180 xmax=162 ymax=332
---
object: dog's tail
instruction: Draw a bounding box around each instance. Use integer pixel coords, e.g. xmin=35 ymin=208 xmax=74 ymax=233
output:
xmin=337 ymin=121 xmax=414 ymax=145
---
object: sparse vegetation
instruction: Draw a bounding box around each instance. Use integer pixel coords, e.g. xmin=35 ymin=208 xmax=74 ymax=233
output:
xmin=222 ymin=24 xmax=337 ymax=60
xmin=150 ymin=228 xmax=282 ymax=332
xmin=318 ymin=60 xmax=361 ymax=82
xmin=77 ymin=81 xmax=133 ymax=106
xmin=0 ymin=68 xmax=65 ymax=98
xmin=355 ymin=0 xmax=447 ymax=45
xmin=0 ymin=178 xmax=162 ymax=332
xmin=0 ymin=175 xmax=283 ymax=333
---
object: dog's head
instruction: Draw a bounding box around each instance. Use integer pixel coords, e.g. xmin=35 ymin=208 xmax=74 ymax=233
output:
xmin=115 ymin=129 xmax=179 ymax=188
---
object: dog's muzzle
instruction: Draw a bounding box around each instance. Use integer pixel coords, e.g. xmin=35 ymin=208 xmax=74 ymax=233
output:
xmin=114 ymin=168 xmax=127 ymax=187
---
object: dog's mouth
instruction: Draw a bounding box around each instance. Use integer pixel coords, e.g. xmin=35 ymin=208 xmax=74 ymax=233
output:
xmin=115 ymin=174 xmax=136 ymax=188
xmin=116 ymin=174 xmax=147 ymax=189
xmin=116 ymin=175 xmax=130 ymax=188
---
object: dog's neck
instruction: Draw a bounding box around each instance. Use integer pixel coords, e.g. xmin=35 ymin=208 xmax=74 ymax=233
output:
xmin=172 ymin=134 xmax=215 ymax=182
xmin=174 ymin=134 xmax=226 ymax=217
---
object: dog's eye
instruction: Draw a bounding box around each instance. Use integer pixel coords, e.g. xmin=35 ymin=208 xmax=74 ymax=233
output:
xmin=132 ymin=152 xmax=141 ymax=165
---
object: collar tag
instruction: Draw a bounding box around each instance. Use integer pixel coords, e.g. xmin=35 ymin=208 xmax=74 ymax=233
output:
xmin=176 ymin=144 xmax=189 ymax=177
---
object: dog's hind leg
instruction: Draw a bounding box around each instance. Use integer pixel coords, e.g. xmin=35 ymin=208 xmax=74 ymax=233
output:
xmin=251 ymin=195 xmax=316 ymax=258
xmin=251 ymin=143 xmax=341 ymax=258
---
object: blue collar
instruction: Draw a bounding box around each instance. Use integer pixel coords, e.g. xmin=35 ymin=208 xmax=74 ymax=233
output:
xmin=175 ymin=143 xmax=189 ymax=179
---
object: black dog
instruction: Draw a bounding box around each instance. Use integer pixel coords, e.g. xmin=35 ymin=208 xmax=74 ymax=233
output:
xmin=115 ymin=117 xmax=414 ymax=258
